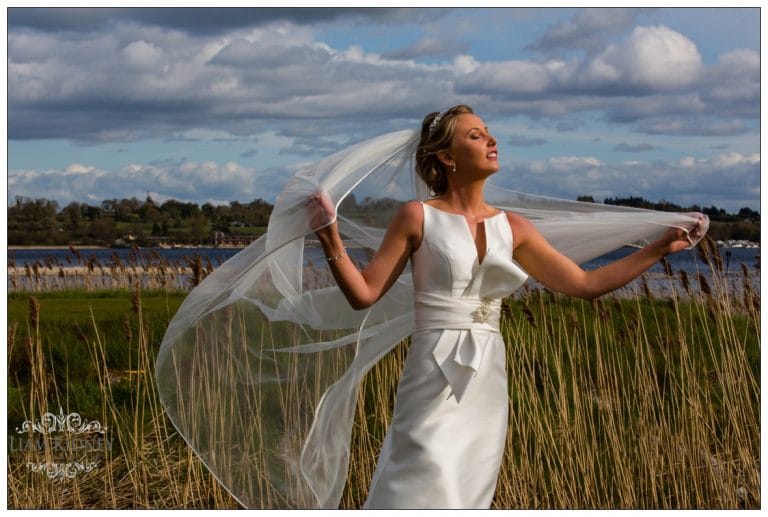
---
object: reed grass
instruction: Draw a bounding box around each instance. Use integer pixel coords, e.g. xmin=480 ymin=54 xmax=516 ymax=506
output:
xmin=6 ymin=249 xmax=760 ymax=509
xmin=7 ymin=247 xmax=220 ymax=292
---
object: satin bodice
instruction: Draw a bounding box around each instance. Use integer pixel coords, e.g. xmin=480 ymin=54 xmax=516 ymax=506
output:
xmin=412 ymin=203 xmax=528 ymax=330
xmin=409 ymin=203 xmax=529 ymax=402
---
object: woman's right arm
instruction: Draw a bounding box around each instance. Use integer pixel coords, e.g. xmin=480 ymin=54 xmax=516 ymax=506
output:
xmin=311 ymin=194 xmax=422 ymax=310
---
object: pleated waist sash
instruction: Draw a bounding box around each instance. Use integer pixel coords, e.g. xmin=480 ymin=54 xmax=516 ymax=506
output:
xmin=414 ymin=291 xmax=503 ymax=402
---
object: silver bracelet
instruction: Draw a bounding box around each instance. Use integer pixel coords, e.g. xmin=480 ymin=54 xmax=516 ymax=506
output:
xmin=326 ymin=247 xmax=347 ymax=262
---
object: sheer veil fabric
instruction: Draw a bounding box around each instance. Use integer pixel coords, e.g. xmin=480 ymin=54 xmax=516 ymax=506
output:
xmin=155 ymin=129 xmax=707 ymax=509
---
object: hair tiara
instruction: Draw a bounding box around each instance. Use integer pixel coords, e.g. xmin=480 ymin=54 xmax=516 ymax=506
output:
xmin=428 ymin=110 xmax=446 ymax=136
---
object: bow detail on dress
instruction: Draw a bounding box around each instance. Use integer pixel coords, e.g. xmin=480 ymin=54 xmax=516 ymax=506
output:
xmin=414 ymin=248 xmax=529 ymax=402
xmin=431 ymin=329 xmax=498 ymax=402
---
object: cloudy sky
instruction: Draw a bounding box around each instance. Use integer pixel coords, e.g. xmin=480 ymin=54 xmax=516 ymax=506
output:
xmin=6 ymin=6 xmax=762 ymax=211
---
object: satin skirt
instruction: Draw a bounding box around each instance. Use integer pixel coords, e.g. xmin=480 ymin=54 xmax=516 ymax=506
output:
xmin=363 ymin=328 xmax=508 ymax=509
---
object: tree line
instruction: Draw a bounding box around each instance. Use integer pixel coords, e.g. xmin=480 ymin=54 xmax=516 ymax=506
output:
xmin=8 ymin=195 xmax=272 ymax=247
xmin=7 ymin=194 xmax=760 ymax=247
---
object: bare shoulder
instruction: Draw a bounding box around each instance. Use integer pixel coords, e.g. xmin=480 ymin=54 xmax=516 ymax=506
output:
xmin=390 ymin=200 xmax=424 ymax=238
xmin=504 ymin=210 xmax=535 ymax=231
xmin=394 ymin=200 xmax=423 ymax=225
xmin=504 ymin=210 xmax=538 ymax=245
xmin=398 ymin=199 xmax=424 ymax=219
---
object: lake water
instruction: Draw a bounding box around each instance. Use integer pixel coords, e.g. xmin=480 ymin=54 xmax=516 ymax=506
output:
xmin=7 ymin=244 xmax=760 ymax=295
xmin=8 ymin=244 xmax=760 ymax=273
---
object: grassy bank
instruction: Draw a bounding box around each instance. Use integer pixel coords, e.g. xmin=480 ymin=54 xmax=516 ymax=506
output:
xmin=6 ymin=263 xmax=761 ymax=508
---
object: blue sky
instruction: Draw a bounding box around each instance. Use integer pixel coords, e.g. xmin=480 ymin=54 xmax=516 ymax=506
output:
xmin=6 ymin=6 xmax=762 ymax=211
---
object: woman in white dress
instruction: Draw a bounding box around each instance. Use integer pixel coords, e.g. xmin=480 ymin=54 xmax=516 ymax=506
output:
xmin=309 ymin=104 xmax=706 ymax=509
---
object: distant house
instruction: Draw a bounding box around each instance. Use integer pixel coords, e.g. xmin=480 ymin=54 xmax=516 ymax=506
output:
xmin=212 ymin=230 xmax=259 ymax=248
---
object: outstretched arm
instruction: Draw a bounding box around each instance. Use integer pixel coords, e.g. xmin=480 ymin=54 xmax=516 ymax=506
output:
xmin=309 ymin=193 xmax=422 ymax=310
xmin=507 ymin=211 xmax=705 ymax=300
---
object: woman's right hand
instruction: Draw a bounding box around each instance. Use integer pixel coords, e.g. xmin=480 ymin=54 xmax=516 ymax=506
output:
xmin=304 ymin=199 xmax=421 ymax=310
xmin=306 ymin=191 xmax=336 ymax=240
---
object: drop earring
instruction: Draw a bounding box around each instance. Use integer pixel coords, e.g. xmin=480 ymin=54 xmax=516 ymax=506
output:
xmin=452 ymin=163 xmax=456 ymax=173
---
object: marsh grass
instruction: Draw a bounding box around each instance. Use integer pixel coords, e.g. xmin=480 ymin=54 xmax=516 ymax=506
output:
xmin=6 ymin=254 xmax=760 ymax=509
xmin=7 ymin=248 xmax=218 ymax=292
xmin=7 ymin=287 xmax=240 ymax=509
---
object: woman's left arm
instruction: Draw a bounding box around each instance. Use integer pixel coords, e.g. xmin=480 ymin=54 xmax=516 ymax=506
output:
xmin=507 ymin=212 xmax=700 ymax=300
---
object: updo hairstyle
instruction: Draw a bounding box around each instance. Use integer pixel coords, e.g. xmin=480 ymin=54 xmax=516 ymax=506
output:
xmin=415 ymin=104 xmax=474 ymax=196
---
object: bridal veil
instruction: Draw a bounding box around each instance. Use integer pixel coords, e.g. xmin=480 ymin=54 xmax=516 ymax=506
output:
xmin=155 ymin=129 xmax=707 ymax=508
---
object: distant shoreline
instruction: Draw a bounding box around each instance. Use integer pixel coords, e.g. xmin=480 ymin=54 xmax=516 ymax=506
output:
xmin=7 ymin=242 xmax=761 ymax=251
xmin=8 ymin=245 xmax=112 ymax=250
xmin=6 ymin=245 xmax=229 ymax=251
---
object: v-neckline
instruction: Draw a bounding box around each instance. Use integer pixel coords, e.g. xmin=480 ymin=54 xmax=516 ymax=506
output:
xmin=423 ymin=203 xmax=504 ymax=265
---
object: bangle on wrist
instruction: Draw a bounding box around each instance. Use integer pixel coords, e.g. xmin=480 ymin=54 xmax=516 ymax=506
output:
xmin=326 ymin=247 xmax=347 ymax=262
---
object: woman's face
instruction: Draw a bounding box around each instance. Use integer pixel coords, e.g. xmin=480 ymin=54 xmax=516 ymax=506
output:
xmin=448 ymin=113 xmax=499 ymax=177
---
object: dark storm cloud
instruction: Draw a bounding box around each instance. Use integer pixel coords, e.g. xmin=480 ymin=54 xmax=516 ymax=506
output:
xmin=613 ymin=142 xmax=655 ymax=152
xmin=527 ymin=8 xmax=654 ymax=53
xmin=8 ymin=7 xmax=448 ymax=35
xmin=382 ymin=36 xmax=470 ymax=60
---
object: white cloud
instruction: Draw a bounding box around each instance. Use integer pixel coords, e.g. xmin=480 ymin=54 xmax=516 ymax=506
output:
xmin=11 ymin=146 xmax=758 ymax=211
xmin=64 ymin=164 xmax=97 ymax=175
xmin=122 ymin=40 xmax=164 ymax=70
xmin=586 ymin=25 xmax=702 ymax=91
xmin=8 ymin=160 xmax=291 ymax=207
xmin=702 ymin=48 xmax=760 ymax=107
xmin=459 ymin=25 xmax=705 ymax=106
xmin=459 ymin=60 xmax=553 ymax=94
xmin=502 ymin=151 xmax=759 ymax=211
xmin=177 ymin=128 xmax=241 ymax=141
xmin=453 ymin=54 xmax=480 ymax=75
xmin=548 ymin=156 xmax=604 ymax=170
xmin=716 ymin=48 xmax=760 ymax=73
xmin=709 ymin=152 xmax=759 ymax=168
xmin=6 ymin=14 xmax=751 ymax=145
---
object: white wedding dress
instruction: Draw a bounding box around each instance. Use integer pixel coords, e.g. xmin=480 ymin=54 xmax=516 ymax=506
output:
xmin=364 ymin=203 xmax=528 ymax=509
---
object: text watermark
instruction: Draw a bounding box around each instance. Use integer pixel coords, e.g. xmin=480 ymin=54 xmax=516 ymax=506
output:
xmin=12 ymin=408 xmax=109 ymax=480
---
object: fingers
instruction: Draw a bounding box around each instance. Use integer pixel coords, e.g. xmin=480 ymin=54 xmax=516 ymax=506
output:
xmin=305 ymin=192 xmax=322 ymax=207
xmin=306 ymin=191 xmax=337 ymax=232
xmin=689 ymin=217 xmax=707 ymax=242
xmin=689 ymin=212 xmax=708 ymax=239
xmin=682 ymin=224 xmax=705 ymax=249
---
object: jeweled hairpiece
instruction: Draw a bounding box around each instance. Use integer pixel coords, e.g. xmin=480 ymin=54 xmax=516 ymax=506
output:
xmin=428 ymin=110 xmax=446 ymax=136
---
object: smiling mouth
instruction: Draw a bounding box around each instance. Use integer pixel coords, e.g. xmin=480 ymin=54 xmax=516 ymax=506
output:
xmin=487 ymin=151 xmax=498 ymax=159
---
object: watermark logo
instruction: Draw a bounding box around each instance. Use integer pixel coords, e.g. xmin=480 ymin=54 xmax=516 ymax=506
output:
xmin=11 ymin=407 xmax=111 ymax=480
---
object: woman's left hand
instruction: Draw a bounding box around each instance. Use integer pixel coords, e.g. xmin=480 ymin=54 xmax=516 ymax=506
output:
xmin=657 ymin=212 xmax=709 ymax=255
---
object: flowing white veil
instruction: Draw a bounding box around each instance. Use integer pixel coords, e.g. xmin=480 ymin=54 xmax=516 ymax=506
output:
xmin=155 ymin=129 xmax=707 ymax=509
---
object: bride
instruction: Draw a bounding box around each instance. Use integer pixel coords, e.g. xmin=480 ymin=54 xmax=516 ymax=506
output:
xmin=307 ymin=104 xmax=707 ymax=508
xmin=155 ymin=104 xmax=707 ymax=509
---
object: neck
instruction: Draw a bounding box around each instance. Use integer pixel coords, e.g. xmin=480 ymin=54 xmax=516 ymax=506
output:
xmin=439 ymin=180 xmax=489 ymax=216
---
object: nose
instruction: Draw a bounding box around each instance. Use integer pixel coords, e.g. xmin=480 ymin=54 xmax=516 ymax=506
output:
xmin=488 ymin=132 xmax=496 ymax=146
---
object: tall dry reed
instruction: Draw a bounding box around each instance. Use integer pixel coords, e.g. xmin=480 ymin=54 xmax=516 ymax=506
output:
xmin=6 ymin=252 xmax=760 ymax=509
xmin=7 ymin=249 xmax=221 ymax=293
xmin=7 ymin=283 xmax=239 ymax=509
xmin=344 ymin=256 xmax=759 ymax=509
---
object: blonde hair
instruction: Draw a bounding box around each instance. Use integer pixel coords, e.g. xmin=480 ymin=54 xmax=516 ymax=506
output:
xmin=415 ymin=104 xmax=474 ymax=196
